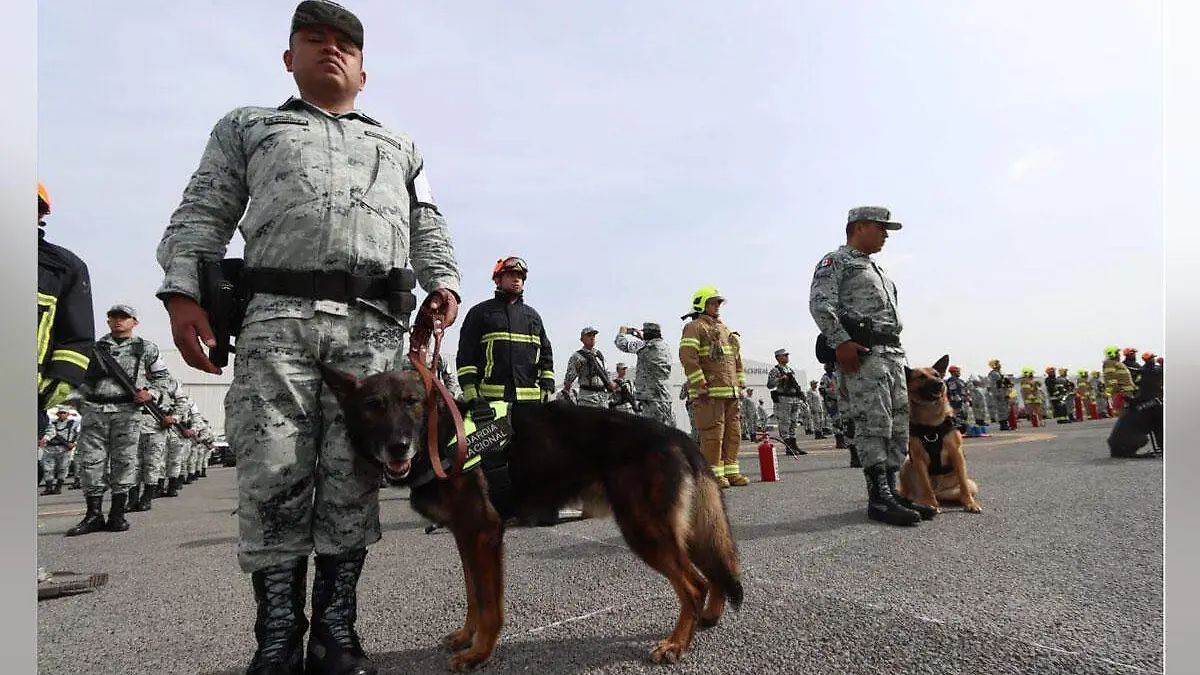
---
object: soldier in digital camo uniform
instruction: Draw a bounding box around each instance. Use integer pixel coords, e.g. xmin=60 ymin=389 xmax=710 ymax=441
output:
xmin=154 ymin=3 xmax=462 ymax=673
xmin=614 ymin=321 xmax=676 ymax=426
xmin=809 ymin=206 xmax=937 ymax=527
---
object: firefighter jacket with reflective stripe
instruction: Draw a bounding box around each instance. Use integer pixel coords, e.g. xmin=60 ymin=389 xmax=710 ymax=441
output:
xmin=37 ymin=229 xmax=96 ymax=400
xmin=678 ymin=314 xmax=745 ymax=400
xmin=1102 ymin=358 xmax=1137 ymax=396
xmin=455 ymin=291 xmax=555 ymax=404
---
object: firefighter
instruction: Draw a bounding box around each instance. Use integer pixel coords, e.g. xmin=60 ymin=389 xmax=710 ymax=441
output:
xmin=1019 ymin=368 xmax=1044 ymax=427
xmin=1103 ymin=346 xmax=1138 ymax=414
xmin=1075 ymin=369 xmax=1095 ymax=420
xmin=1122 ymin=347 xmax=1143 ymax=385
xmin=455 ymin=255 xmax=557 ymax=524
xmin=679 ymin=287 xmax=749 ymax=488
xmin=37 ymin=183 xmax=95 ymax=437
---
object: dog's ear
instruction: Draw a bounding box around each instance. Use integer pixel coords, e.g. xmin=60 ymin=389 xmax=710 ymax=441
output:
xmin=932 ymin=355 xmax=950 ymax=378
xmin=318 ymin=362 xmax=360 ymax=403
xmin=904 ymin=365 xmax=913 ymax=381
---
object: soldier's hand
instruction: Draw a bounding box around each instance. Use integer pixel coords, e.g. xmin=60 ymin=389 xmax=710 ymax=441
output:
xmin=606 ymin=381 xmax=616 ymax=392
xmin=162 ymin=415 xmax=176 ymax=427
xmin=133 ymin=389 xmax=153 ymax=404
xmin=421 ymin=288 xmax=460 ymax=329
xmin=37 ymin=438 xmax=47 ymax=448
xmin=183 ymin=428 xmax=196 ymax=438
xmin=835 ymin=341 xmax=870 ymax=374
xmin=167 ymin=295 xmax=221 ymax=375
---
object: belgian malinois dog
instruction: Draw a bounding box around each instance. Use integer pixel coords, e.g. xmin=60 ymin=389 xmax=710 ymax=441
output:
xmin=319 ymin=365 xmax=744 ymax=670
xmin=898 ymin=355 xmax=983 ymax=514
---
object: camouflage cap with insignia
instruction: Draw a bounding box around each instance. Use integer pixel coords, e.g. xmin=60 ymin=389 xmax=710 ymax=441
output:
xmin=642 ymin=322 xmax=660 ymax=333
xmin=106 ymin=304 xmax=138 ymax=319
xmin=847 ymin=205 xmax=902 ymax=230
xmin=580 ymin=326 xmax=599 ymax=337
xmin=291 ymin=0 xmax=364 ymax=50
xmin=615 ymin=362 xmax=627 ymax=369
xmin=774 ymin=348 xmax=789 ymax=357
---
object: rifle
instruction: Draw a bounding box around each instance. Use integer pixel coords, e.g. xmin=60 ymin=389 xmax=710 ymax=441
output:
xmin=580 ymin=350 xmax=614 ymax=389
xmin=772 ymin=369 xmax=805 ymax=404
xmin=608 ymin=380 xmax=643 ymax=413
xmin=93 ymin=343 xmax=170 ymax=427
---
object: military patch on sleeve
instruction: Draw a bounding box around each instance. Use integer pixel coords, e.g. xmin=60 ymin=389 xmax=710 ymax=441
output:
xmin=818 ymin=257 xmax=833 ymax=268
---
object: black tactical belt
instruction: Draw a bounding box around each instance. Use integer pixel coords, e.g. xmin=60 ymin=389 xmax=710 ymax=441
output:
xmin=579 ymin=385 xmax=607 ymax=392
xmin=778 ymin=393 xmax=802 ymax=398
xmin=86 ymin=393 xmax=135 ymax=404
xmin=244 ymin=268 xmax=407 ymax=303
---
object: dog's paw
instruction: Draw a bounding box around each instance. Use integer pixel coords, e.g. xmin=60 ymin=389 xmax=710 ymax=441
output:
xmin=442 ymin=628 xmax=473 ymax=652
xmin=964 ymin=501 xmax=983 ymax=514
xmin=697 ymin=612 xmax=721 ymax=629
xmin=651 ymin=639 xmax=688 ymax=664
xmin=447 ymin=647 xmax=493 ymax=671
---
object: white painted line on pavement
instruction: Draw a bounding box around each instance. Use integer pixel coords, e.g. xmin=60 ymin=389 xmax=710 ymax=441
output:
xmin=523 ymin=604 xmax=621 ymax=635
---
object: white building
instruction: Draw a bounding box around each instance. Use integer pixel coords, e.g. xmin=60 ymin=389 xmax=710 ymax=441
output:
xmin=159 ymin=348 xmax=234 ymax=439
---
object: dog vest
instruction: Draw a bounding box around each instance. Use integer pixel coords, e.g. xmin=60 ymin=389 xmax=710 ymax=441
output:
xmin=909 ymin=417 xmax=958 ymax=475
xmin=409 ymin=401 xmax=517 ymax=518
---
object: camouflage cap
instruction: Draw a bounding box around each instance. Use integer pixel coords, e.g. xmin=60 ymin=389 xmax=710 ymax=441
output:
xmin=847 ymin=206 xmax=902 ymax=231
xmin=774 ymin=348 xmax=789 ymax=357
xmin=107 ymin=304 xmax=138 ymax=319
xmin=291 ymin=0 xmax=364 ymax=50
xmin=642 ymin=322 xmax=660 ymax=333
xmin=615 ymin=362 xmax=627 ymax=369
xmin=580 ymin=326 xmax=599 ymax=337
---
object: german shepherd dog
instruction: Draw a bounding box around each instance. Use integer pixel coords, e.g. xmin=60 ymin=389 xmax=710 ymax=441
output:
xmin=319 ymin=366 xmax=744 ymax=670
xmin=897 ymin=355 xmax=983 ymax=514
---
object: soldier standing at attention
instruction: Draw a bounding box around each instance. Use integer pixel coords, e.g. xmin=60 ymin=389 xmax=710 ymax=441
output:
xmin=155 ymin=3 xmax=462 ymax=673
xmin=809 ymin=206 xmax=936 ymax=527
xmin=564 ymin=327 xmax=616 ymax=407
xmin=767 ymin=349 xmax=808 ymax=456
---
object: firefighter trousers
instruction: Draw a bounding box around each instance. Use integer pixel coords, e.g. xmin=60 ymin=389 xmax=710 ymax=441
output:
xmin=693 ymin=397 xmax=743 ymax=478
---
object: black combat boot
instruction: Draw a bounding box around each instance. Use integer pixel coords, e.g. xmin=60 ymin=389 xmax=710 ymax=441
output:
xmin=42 ymin=481 xmax=55 ymax=496
xmin=127 ymin=485 xmax=144 ymax=512
xmin=307 ymin=549 xmax=377 ymax=675
xmin=784 ymin=438 xmax=808 ymax=456
xmin=247 ymin=558 xmax=309 ymax=675
xmin=165 ymin=476 xmax=181 ymax=497
xmin=184 ymin=472 xmax=195 ymax=484
xmin=999 ymin=420 xmax=1010 ymax=431
xmin=138 ymin=483 xmax=156 ymax=512
xmin=52 ymin=479 xmax=64 ymax=495
xmin=156 ymin=478 xmax=167 ymax=498
xmin=849 ymin=445 xmax=862 ymax=468
xmin=69 ymin=476 xmax=81 ymax=490
xmin=887 ymin=468 xmax=937 ymax=520
xmin=200 ymin=466 xmax=208 ymax=478
xmin=65 ymin=495 xmax=106 ymax=536
xmin=834 ymin=433 xmax=847 ymax=449
xmin=106 ymin=492 xmax=131 ymax=532
xmin=863 ymin=465 xmax=920 ymax=527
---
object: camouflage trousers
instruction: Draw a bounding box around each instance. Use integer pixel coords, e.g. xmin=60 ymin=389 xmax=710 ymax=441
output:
xmin=576 ymin=389 xmax=609 ymax=408
xmin=137 ymin=423 xmax=167 ymax=484
xmin=971 ymin=393 xmax=990 ymax=423
xmin=165 ymin=432 xmax=188 ymax=478
xmin=638 ymin=398 xmax=676 ymax=428
xmin=990 ymin=392 xmax=1010 ymax=422
xmin=840 ymin=351 xmax=909 ymax=470
xmin=693 ymin=397 xmax=742 ymax=478
xmin=808 ymin=398 xmax=829 ymax=431
xmin=773 ymin=396 xmax=803 ymax=440
xmin=226 ymin=309 xmax=404 ymax=574
xmin=189 ymin=441 xmax=207 ymax=474
xmin=685 ymin=403 xmax=699 ymax=442
xmin=76 ymin=405 xmax=142 ymax=496
xmin=42 ymin=447 xmax=74 ymax=481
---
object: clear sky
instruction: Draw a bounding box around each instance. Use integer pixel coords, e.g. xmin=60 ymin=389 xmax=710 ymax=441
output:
xmin=37 ymin=0 xmax=1163 ymax=381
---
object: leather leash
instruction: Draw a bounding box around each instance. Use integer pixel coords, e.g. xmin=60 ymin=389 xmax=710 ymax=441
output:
xmin=409 ymin=316 xmax=468 ymax=481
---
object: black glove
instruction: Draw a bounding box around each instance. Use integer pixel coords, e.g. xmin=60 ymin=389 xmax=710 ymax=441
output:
xmin=469 ymin=397 xmax=495 ymax=423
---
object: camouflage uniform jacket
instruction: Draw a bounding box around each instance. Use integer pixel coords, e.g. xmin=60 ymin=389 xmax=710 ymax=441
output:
xmin=42 ymin=417 xmax=80 ymax=446
xmin=155 ymin=97 xmax=461 ymax=327
xmin=678 ymin=314 xmax=745 ymax=399
xmin=767 ymin=365 xmax=804 ymax=398
xmin=808 ymin=245 xmax=903 ymax=353
xmin=79 ymin=335 xmax=172 ymax=413
xmin=613 ymin=333 xmax=673 ymax=401
xmin=945 ymin=375 xmax=969 ymax=407
xmin=565 ymin=348 xmax=612 ymax=392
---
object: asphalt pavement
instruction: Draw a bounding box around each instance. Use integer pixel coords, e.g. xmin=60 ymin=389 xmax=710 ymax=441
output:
xmin=36 ymin=418 xmax=1163 ymax=675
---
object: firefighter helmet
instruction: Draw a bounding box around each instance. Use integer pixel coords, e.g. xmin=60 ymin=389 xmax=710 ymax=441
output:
xmin=689 ymin=286 xmax=725 ymax=314
xmin=1104 ymin=345 xmax=1120 ymax=359
xmin=1021 ymin=367 xmax=1034 ymax=377
xmin=491 ymin=256 xmax=528 ymax=281
xmin=948 ymin=365 xmax=961 ymax=375
xmin=1122 ymin=347 xmax=1137 ymax=357
xmin=1141 ymin=351 xmax=1155 ymax=361
xmin=38 ymin=182 xmax=51 ymax=215
xmin=1044 ymin=366 xmax=1055 ymax=375
xmin=1058 ymin=367 xmax=1069 ymax=376
xmin=1077 ymin=369 xmax=1088 ymax=377
xmin=988 ymin=358 xmax=1000 ymax=369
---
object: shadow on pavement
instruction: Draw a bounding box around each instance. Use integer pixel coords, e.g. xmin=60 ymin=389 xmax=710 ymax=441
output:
xmin=732 ymin=508 xmax=864 ymax=542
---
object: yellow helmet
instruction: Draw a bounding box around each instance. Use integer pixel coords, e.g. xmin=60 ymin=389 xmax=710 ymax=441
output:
xmin=1077 ymin=369 xmax=1088 ymax=377
xmin=1091 ymin=370 xmax=1101 ymax=377
xmin=689 ymin=286 xmax=725 ymax=314
xmin=1057 ymin=367 xmax=1069 ymax=376
xmin=1104 ymin=345 xmax=1120 ymax=359
xmin=988 ymin=359 xmax=1000 ymax=369
xmin=1021 ymin=367 xmax=1034 ymax=377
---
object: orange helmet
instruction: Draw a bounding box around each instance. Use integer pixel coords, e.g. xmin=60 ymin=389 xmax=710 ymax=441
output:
xmin=1122 ymin=347 xmax=1137 ymax=357
xmin=491 ymin=256 xmax=528 ymax=281
xmin=37 ymin=182 xmax=51 ymax=215
xmin=948 ymin=365 xmax=960 ymax=375
xmin=1141 ymin=351 xmax=1155 ymax=361
xmin=1044 ymin=366 xmax=1055 ymax=375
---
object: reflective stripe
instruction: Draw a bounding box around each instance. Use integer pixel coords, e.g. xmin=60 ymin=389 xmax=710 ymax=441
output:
xmin=50 ymin=349 xmax=90 ymax=371
xmin=723 ymin=463 xmax=740 ymax=475
xmin=479 ymin=384 xmax=543 ymax=401
xmin=480 ymin=331 xmax=542 ymax=345
xmin=679 ymin=338 xmax=701 ymax=349
xmin=463 ymin=455 xmax=482 ymax=470
xmin=457 ymin=365 xmax=479 ymax=377
xmin=686 ymin=370 xmax=706 ymax=384
xmin=37 ymin=292 xmax=58 ymax=372
xmin=711 ymin=464 xmax=726 ymax=478
xmin=737 ymin=373 xmax=747 ymax=386
xmin=449 ymin=401 xmax=510 ymax=445
xmin=707 ymin=386 xmax=737 ymax=397
xmin=538 ymin=370 xmax=555 ymax=380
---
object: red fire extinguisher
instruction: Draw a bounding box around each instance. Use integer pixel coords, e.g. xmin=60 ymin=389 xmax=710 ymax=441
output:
xmin=1007 ymin=402 xmax=1019 ymax=430
xmin=1074 ymin=397 xmax=1084 ymax=422
xmin=757 ymin=434 xmax=778 ymax=482
xmin=1088 ymin=401 xmax=1099 ymax=420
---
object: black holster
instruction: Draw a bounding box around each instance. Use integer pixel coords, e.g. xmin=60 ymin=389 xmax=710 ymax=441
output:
xmin=815 ymin=316 xmax=900 ymax=365
xmin=198 ymin=259 xmax=248 ymax=369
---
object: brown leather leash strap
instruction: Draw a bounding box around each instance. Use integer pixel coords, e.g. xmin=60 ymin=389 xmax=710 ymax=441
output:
xmin=410 ymin=318 xmax=468 ymax=481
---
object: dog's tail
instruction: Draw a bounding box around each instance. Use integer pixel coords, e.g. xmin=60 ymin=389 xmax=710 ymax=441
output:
xmin=687 ymin=477 xmax=744 ymax=610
